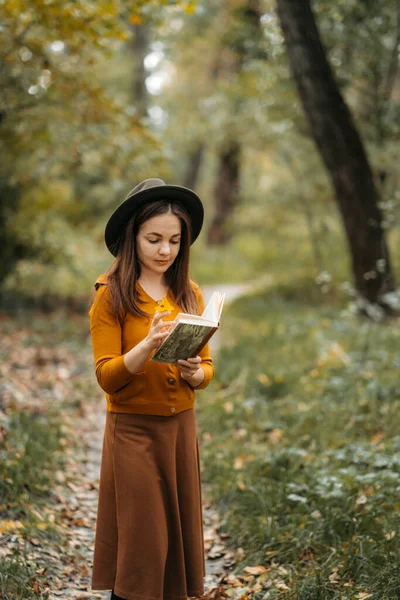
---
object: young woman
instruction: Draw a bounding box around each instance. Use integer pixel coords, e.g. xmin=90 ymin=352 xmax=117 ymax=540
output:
xmin=89 ymin=178 xmax=214 ymax=600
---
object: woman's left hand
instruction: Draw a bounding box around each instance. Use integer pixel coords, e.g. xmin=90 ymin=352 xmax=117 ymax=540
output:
xmin=177 ymin=356 xmax=204 ymax=387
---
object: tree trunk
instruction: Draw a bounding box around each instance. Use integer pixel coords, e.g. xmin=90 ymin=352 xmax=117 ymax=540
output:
xmin=183 ymin=144 xmax=204 ymax=190
xmin=131 ymin=24 xmax=149 ymax=118
xmin=0 ymin=182 xmax=24 ymax=283
xmin=207 ymin=142 xmax=240 ymax=245
xmin=276 ymin=0 xmax=396 ymax=307
xmin=208 ymin=0 xmax=263 ymax=245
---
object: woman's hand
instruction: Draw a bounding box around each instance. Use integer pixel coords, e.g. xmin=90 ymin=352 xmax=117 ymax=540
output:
xmin=144 ymin=311 xmax=175 ymax=351
xmin=177 ymin=356 xmax=205 ymax=388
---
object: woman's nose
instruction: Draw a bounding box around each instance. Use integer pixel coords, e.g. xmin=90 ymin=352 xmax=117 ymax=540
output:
xmin=159 ymin=243 xmax=170 ymax=254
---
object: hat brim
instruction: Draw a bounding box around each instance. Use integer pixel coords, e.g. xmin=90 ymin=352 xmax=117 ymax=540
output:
xmin=105 ymin=185 xmax=204 ymax=256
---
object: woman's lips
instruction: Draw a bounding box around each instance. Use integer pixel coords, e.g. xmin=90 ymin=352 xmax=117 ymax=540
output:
xmin=156 ymin=260 xmax=169 ymax=264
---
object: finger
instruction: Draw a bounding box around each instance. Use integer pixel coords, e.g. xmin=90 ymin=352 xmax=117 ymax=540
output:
xmin=177 ymin=359 xmax=190 ymax=366
xmin=186 ymin=356 xmax=201 ymax=363
xmin=179 ymin=369 xmax=194 ymax=378
xmin=157 ymin=320 xmax=175 ymax=331
xmin=177 ymin=365 xmax=193 ymax=373
xmin=152 ymin=311 xmax=171 ymax=323
xmin=177 ymin=364 xmax=197 ymax=375
xmin=178 ymin=357 xmax=200 ymax=365
xmin=155 ymin=331 xmax=171 ymax=340
xmin=180 ymin=371 xmax=195 ymax=379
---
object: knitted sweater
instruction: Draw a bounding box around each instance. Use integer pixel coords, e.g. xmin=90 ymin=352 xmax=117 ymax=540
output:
xmin=89 ymin=274 xmax=214 ymax=416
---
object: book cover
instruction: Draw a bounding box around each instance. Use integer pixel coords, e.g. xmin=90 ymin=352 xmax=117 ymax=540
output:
xmin=150 ymin=322 xmax=217 ymax=364
xmin=150 ymin=291 xmax=225 ymax=364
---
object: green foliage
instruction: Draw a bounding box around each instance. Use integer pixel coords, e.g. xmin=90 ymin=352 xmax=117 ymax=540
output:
xmin=154 ymin=0 xmax=399 ymax=281
xmin=0 ymin=410 xmax=64 ymax=510
xmin=197 ymin=284 xmax=400 ymax=596
xmin=0 ymin=553 xmax=41 ymax=600
xmin=1 ymin=0 xmax=399 ymax=303
xmin=314 ymin=0 xmax=400 ymax=143
xmin=0 ymin=0 xmax=166 ymax=282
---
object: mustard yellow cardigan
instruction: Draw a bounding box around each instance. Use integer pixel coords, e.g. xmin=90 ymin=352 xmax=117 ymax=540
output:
xmin=89 ymin=274 xmax=214 ymax=416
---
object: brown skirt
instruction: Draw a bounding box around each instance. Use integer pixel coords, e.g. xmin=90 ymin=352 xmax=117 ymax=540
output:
xmin=91 ymin=408 xmax=206 ymax=600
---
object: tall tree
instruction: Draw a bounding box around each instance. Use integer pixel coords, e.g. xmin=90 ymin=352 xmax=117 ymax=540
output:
xmin=207 ymin=0 xmax=264 ymax=244
xmin=131 ymin=23 xmax=150 ymax=118
xmin=276 ymin=0 xmax=396 ymax=309
xmin=208 ymin=141 xmax=241 ymax=244
xmin=183 ymin=144 xmax=205 ymax=190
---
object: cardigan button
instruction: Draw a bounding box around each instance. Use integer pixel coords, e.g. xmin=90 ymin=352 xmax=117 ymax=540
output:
xmin=168 ymin=377 xmax=175 ymax=384
xmin=170 ymin=407 xmax=176 ymax=413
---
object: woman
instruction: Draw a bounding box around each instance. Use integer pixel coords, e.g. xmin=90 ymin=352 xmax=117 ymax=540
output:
xmin=89 ymin=178 xmax=214 ymax=600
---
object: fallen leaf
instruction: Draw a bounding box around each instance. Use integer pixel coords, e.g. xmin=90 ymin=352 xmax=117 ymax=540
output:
xmin=244 ymin=565 xmax=268 ymax=575
xmin=268 ymin=429 xmax=283 ymax=444
xmin=275 ymin=581 xmax=290 ymax=590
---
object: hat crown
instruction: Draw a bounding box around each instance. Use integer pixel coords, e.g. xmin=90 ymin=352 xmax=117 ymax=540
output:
xmin=105 ymin=178 xmax=204 ymax=256
xmin=125 ymin=178 xmax=165 ymax=200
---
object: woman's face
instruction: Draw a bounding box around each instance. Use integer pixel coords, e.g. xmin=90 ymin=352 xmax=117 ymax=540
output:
xmin=136 ymin=212 xmax=182 ymax=277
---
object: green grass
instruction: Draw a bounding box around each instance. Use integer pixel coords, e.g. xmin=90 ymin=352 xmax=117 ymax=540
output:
xmin=0 ymin=406 xmax=65 ymax=599
xmin=197 ymin=285 xmax=400 ymax=598
xmin=0 ymin=375 xmax=67 ymax=599
xmin=0 ymin=410 xmax=65 ymax=510
xmin=0 ymin=311 xmax=94 ymax=599
xmin=0 ymin=554 xmax=43 ymax=600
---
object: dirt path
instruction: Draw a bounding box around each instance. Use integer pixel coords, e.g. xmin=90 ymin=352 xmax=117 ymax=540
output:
xmin=47 ymin=275 xmax=271 ymax=600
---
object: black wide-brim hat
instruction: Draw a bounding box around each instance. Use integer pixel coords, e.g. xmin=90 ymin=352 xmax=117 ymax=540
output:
xmin=105 ymin=178 xmax=204 ymax=256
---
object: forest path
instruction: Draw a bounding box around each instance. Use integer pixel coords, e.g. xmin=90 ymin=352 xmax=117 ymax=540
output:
xmin=47 ymin=273 xmax=272 ymax=599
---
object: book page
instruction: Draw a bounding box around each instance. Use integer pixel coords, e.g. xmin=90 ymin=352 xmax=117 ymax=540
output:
xmin=202 ymin=291 xmax=226 ymax=322
xmin=177 ymin=314 xmax=216 ymax=327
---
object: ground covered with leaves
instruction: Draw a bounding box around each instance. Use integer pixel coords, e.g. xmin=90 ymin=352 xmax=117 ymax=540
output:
xmin=2 ymin=284 xmax=400 ymax=600
xmin=0 ymin=308 xmax=235 ymax=599
xmin=197 ymin=285 xmax=400 ymax=600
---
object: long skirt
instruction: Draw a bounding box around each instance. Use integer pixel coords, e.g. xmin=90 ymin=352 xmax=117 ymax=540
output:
xmin=90 ymin=407 xmax=206 ymax=600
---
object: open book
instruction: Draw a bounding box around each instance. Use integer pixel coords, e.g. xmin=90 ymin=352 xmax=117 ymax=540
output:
xmin=150 ymin=291 xmax=225 ymax=364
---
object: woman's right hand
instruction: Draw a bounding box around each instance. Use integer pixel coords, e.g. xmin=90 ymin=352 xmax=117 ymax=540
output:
xmin=144 ymin=311 xmax=175 ymax=350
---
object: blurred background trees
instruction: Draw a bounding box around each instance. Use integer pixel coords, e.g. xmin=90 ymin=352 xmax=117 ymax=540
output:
xmin=2 ymin=4 xmax=400 ymax=597
xmin=1 ymin=0 xmax=399 ymax=311
xmin=276 ymin=0 xmax=398 ymax=309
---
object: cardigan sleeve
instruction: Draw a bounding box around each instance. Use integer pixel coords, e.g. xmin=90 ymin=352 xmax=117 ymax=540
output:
xmin=89 ymin=284 xmax=135 ymax=394
xmin=192 ymin=283 xmax=215 ymax=390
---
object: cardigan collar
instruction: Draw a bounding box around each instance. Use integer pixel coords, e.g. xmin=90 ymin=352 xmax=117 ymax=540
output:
xmin=94 ymin=274 xmax=175 ymax=306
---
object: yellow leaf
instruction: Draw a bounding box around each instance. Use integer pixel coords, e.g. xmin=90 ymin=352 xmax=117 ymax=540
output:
xmin=129 ymin=14 xmax=143 ymax=24
xmin=234 ymin=456 xmax=246 ymax=470
xmin=268 ymin=429 xmax=283 ymax=445
xmin=183 ymin=2 xmax=196 ymax=14
xmin=0 ymin=519 xmax=24 ymax=533
xmin=370 ymin=432 xmax=385 ymax=444
xmin=257 ymin=373 xmax=270 ymax=386
xmin=244 ymin=565 xmax=268 ymax=575
xmin=223 ymin=401 xmax=234 ymax=413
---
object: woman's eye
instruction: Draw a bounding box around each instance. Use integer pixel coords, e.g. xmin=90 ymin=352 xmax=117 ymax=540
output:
xmin=148 ymin=240 xmax=180 ymax=245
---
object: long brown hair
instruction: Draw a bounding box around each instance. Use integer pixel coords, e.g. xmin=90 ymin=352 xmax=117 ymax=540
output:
xmin=105 ymin=200 xmax=199 ymax=324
